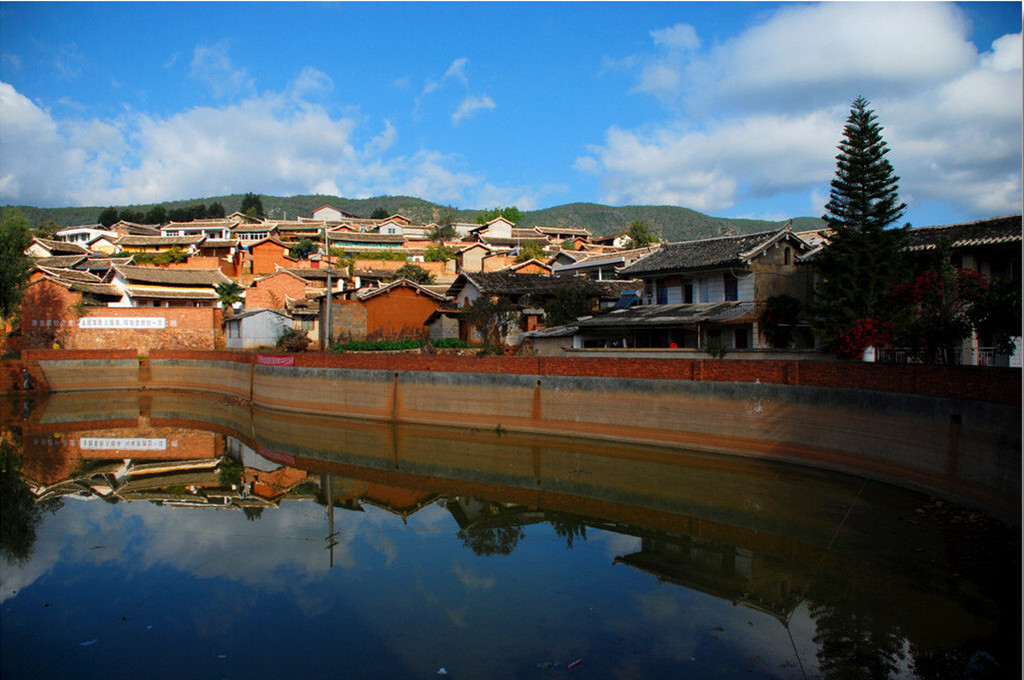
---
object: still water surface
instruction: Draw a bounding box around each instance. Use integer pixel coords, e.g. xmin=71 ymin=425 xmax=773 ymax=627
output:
xmin=1 ymin=391 xmax=1019 ymax=679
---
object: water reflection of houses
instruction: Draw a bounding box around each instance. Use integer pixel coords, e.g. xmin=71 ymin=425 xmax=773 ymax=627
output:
xmin=614 ymin=534 xmax=805 ymax=624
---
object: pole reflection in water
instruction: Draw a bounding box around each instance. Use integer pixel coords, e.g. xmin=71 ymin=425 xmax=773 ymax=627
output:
xmin=0 ymin=391 xmax=1019 ymax=680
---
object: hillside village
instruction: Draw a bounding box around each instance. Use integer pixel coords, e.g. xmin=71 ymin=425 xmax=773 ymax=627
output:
xmin=11 ymin=202 xmax=1023 ymax=366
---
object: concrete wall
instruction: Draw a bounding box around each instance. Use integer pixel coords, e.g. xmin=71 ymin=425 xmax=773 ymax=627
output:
xmin=6 ymin=350 xmax=1019 ymax=520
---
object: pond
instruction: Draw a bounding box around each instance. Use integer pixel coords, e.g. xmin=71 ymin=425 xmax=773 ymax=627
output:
xmin=1 ymin=391 xmax=1019 ymax=680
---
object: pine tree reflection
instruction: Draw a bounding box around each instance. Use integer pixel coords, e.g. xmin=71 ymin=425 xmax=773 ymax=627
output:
xmin=1 ymin=433 xmax=62 ymax=565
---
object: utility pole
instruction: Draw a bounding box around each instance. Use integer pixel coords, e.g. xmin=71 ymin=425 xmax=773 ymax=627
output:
xmin=323 ymin=224 xmax=332 ymax=351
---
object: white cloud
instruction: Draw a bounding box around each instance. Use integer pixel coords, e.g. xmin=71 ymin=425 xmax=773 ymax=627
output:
xmin=651 ymin=23 xmax=700 ymax=51
xmin=291 ymin=66 xmax=334 ymax=99
xmin=451 ymin=95 xmax=495 ymax=126
xmin=418 ymin=56 xmax=472 ymax=111
xmin=190 ymin=41 xmax=255 ymax=99
xmin=443 ymin=57 xmax=469 ymax=85
xmin=0 ymin=72 xmax=533 ymax=210
xmin=584 ymin=3 xmax=1022 ymax=220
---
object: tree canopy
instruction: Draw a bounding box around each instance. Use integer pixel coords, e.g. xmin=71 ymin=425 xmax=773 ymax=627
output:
xmin=288 ymin=238 xmax=317 ymax=260
xmin=809 ymin=96 xmax=910 ymax=351
xmin=0 ymin=210 xmax=33 ymax=321
xmin=476 ymin=206 xmax=521 ymax=225
xmin=627 ymin=220 xmax=659 ymax=248
xmin=390 ymin=263 xmax=435 ymax=285
xmin=240 ymin=193 xmax=265 ymax=220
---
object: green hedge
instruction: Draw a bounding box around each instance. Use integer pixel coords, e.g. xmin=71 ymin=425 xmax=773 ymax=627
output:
xmin=332 ymin=338 xmax=474 ymax=352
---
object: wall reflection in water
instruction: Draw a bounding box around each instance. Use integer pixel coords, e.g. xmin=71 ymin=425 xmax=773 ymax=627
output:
xmin=1 ymin=391 xmax=1019 ymax=680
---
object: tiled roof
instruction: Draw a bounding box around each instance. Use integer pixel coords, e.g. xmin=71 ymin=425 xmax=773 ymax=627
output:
xmin=905 ymin=215 xmax=1022 ymax=251
xmin=533 ymin=225 xmax=593 ymax=237
xmin=574 ymin=301 xmax=755 ymax=329
xmin=357 ymin=278 xmax=446 ymax=301
xmin=198 ymin=239 xmax=240 ymax=249
xmin=32 ymin=238 xmax=91 ymax=255
xmin=450 ymin=271 xmax=637 ymax=301
xmin=281 ymin=267 xmax=346 ymax=281
xmin=620 ymin=228 xmax=799 ymax=276
xmin=117 ymin=222 xmax=162 ymax=236
xmin=125 ymin=287 xmax=218 ymax=300
xmin=78 ymin=256 xmax=134 ymax=271
xmin=113 ymin=264 xmax=231 ymax=286
xmin=36 ymin=266 xmax=103 ymax=283
xmin=328 ymin=232 xmax=407 ymax=244
xmin=114 ymin=234 xmax=205 ymax=247
xmin=31 ymin=255 xmax=88 ymax=269
xmin=68 ymin=281 xmax=123 ymax=298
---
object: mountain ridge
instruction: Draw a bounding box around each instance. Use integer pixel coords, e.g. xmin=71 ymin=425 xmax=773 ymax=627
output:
xmin=3 ymin=194 xmax=825 ymax=242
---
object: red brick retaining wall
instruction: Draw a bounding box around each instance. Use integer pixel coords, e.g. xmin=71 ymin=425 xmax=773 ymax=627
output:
xmin=8 ymin=349 xmax=1018 ymax=405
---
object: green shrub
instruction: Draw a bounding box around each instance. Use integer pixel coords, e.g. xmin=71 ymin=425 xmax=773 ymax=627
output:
xmin=333 ymin=339 xmax=422 ymax=352
xmin=432 ymin=338 xmax=472 ymax=349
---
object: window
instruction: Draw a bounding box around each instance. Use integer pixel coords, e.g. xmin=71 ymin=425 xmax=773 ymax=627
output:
xmin=724 ymin=273 xmax=738 ymax=301
xmin=656 ymin=279 xmax=668 ymax=305
xmin=784 ymin=247 xmax=791 ymax=265
xmin=683 ymin=282 xmax=693 ymax=304
xmin=734 ymin=328 xmax=748 ymax=349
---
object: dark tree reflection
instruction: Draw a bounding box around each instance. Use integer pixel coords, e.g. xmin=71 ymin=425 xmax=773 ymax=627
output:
xmin=1 ymin=433 xmax=61 ymax=565
xmin=810 ymin=601 xmax=905 ymax=679
xmin=547 ymin=512 xmax=588 ymax=549
xmin=458 ymin=525 xmax=525 ymax=556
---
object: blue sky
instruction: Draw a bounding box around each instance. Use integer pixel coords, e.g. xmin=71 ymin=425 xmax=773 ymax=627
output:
xmin=0 ymin=2 xmax=1020 ymax=228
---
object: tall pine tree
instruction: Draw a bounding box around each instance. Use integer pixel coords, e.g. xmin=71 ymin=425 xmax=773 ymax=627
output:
xmin=810 ymin=96 xmax=910 ymax=352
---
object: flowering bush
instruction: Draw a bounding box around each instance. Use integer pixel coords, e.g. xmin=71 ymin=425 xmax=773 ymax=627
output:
xmin=836 ymin=317 xmax=893 ymax=359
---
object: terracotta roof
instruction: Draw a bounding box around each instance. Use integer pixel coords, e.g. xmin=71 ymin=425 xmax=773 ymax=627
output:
xmin=620 ymin=227 xmax=805 ymax=277
xmin=113 ymin=264 xmax=231 ymax=286
xmin=905 ymin=215 xmax=1022 ymax=251
xmin=114 ymin=234 xmax=205 ymax=247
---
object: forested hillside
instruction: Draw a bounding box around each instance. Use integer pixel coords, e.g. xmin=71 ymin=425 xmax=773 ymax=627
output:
xmin=4 ymin=194 xmax=823 ymax=241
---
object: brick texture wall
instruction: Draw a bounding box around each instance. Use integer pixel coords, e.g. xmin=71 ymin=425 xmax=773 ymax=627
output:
xmin=4 ymin=349 xmax=1019 ymax=405
xmin=246 ymin=272 xmax=308 ymax=309
xmin=19 ymin=280 xmax=224 ymax=353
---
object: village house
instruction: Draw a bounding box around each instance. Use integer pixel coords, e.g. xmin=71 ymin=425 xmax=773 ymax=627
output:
xmin=552 ymin=225 xmax=816 ymax=352
xmin=112 ymin=234 xmax=205 ymax=256
xmin=318 ymin=277 xmax=446 ymax=345
xmin=311 ymin=204 xmax=358 ymax=222
xmin=109 ymin=264 xmax=232 ymax=308
xmin=161 ymin=218 xmax=238 ymax=240
xmin=25 ymin=237 xmax=91 ymax=259
xmin=551 ymin=245 xmax=660 ymax=281
xmin=904 ymin=214 xmax=1022 ymax=366
xmin=444 ymin=270 xmax=637 ymax=346
xmin=224 ymin=308 xmax=291 ymax=349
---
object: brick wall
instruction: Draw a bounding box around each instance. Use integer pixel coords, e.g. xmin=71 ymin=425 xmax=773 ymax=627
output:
xmin=4 ymin=349 xmax=1019 ymax=405
xmin=363 ymin=286 xmax=437 ymax=340
xmin=246 ymin=272 xmax=308 ymax=309
xmin=19 ymin=281 xmax=224 ymax=353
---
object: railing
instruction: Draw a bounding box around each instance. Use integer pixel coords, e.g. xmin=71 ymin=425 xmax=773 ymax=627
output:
xmin=874 ymin=346 xmax=1010 ymax=366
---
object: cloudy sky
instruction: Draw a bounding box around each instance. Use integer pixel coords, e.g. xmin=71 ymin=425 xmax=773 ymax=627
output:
xmin=0 ymin=2 xmax=1020 ymax=227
